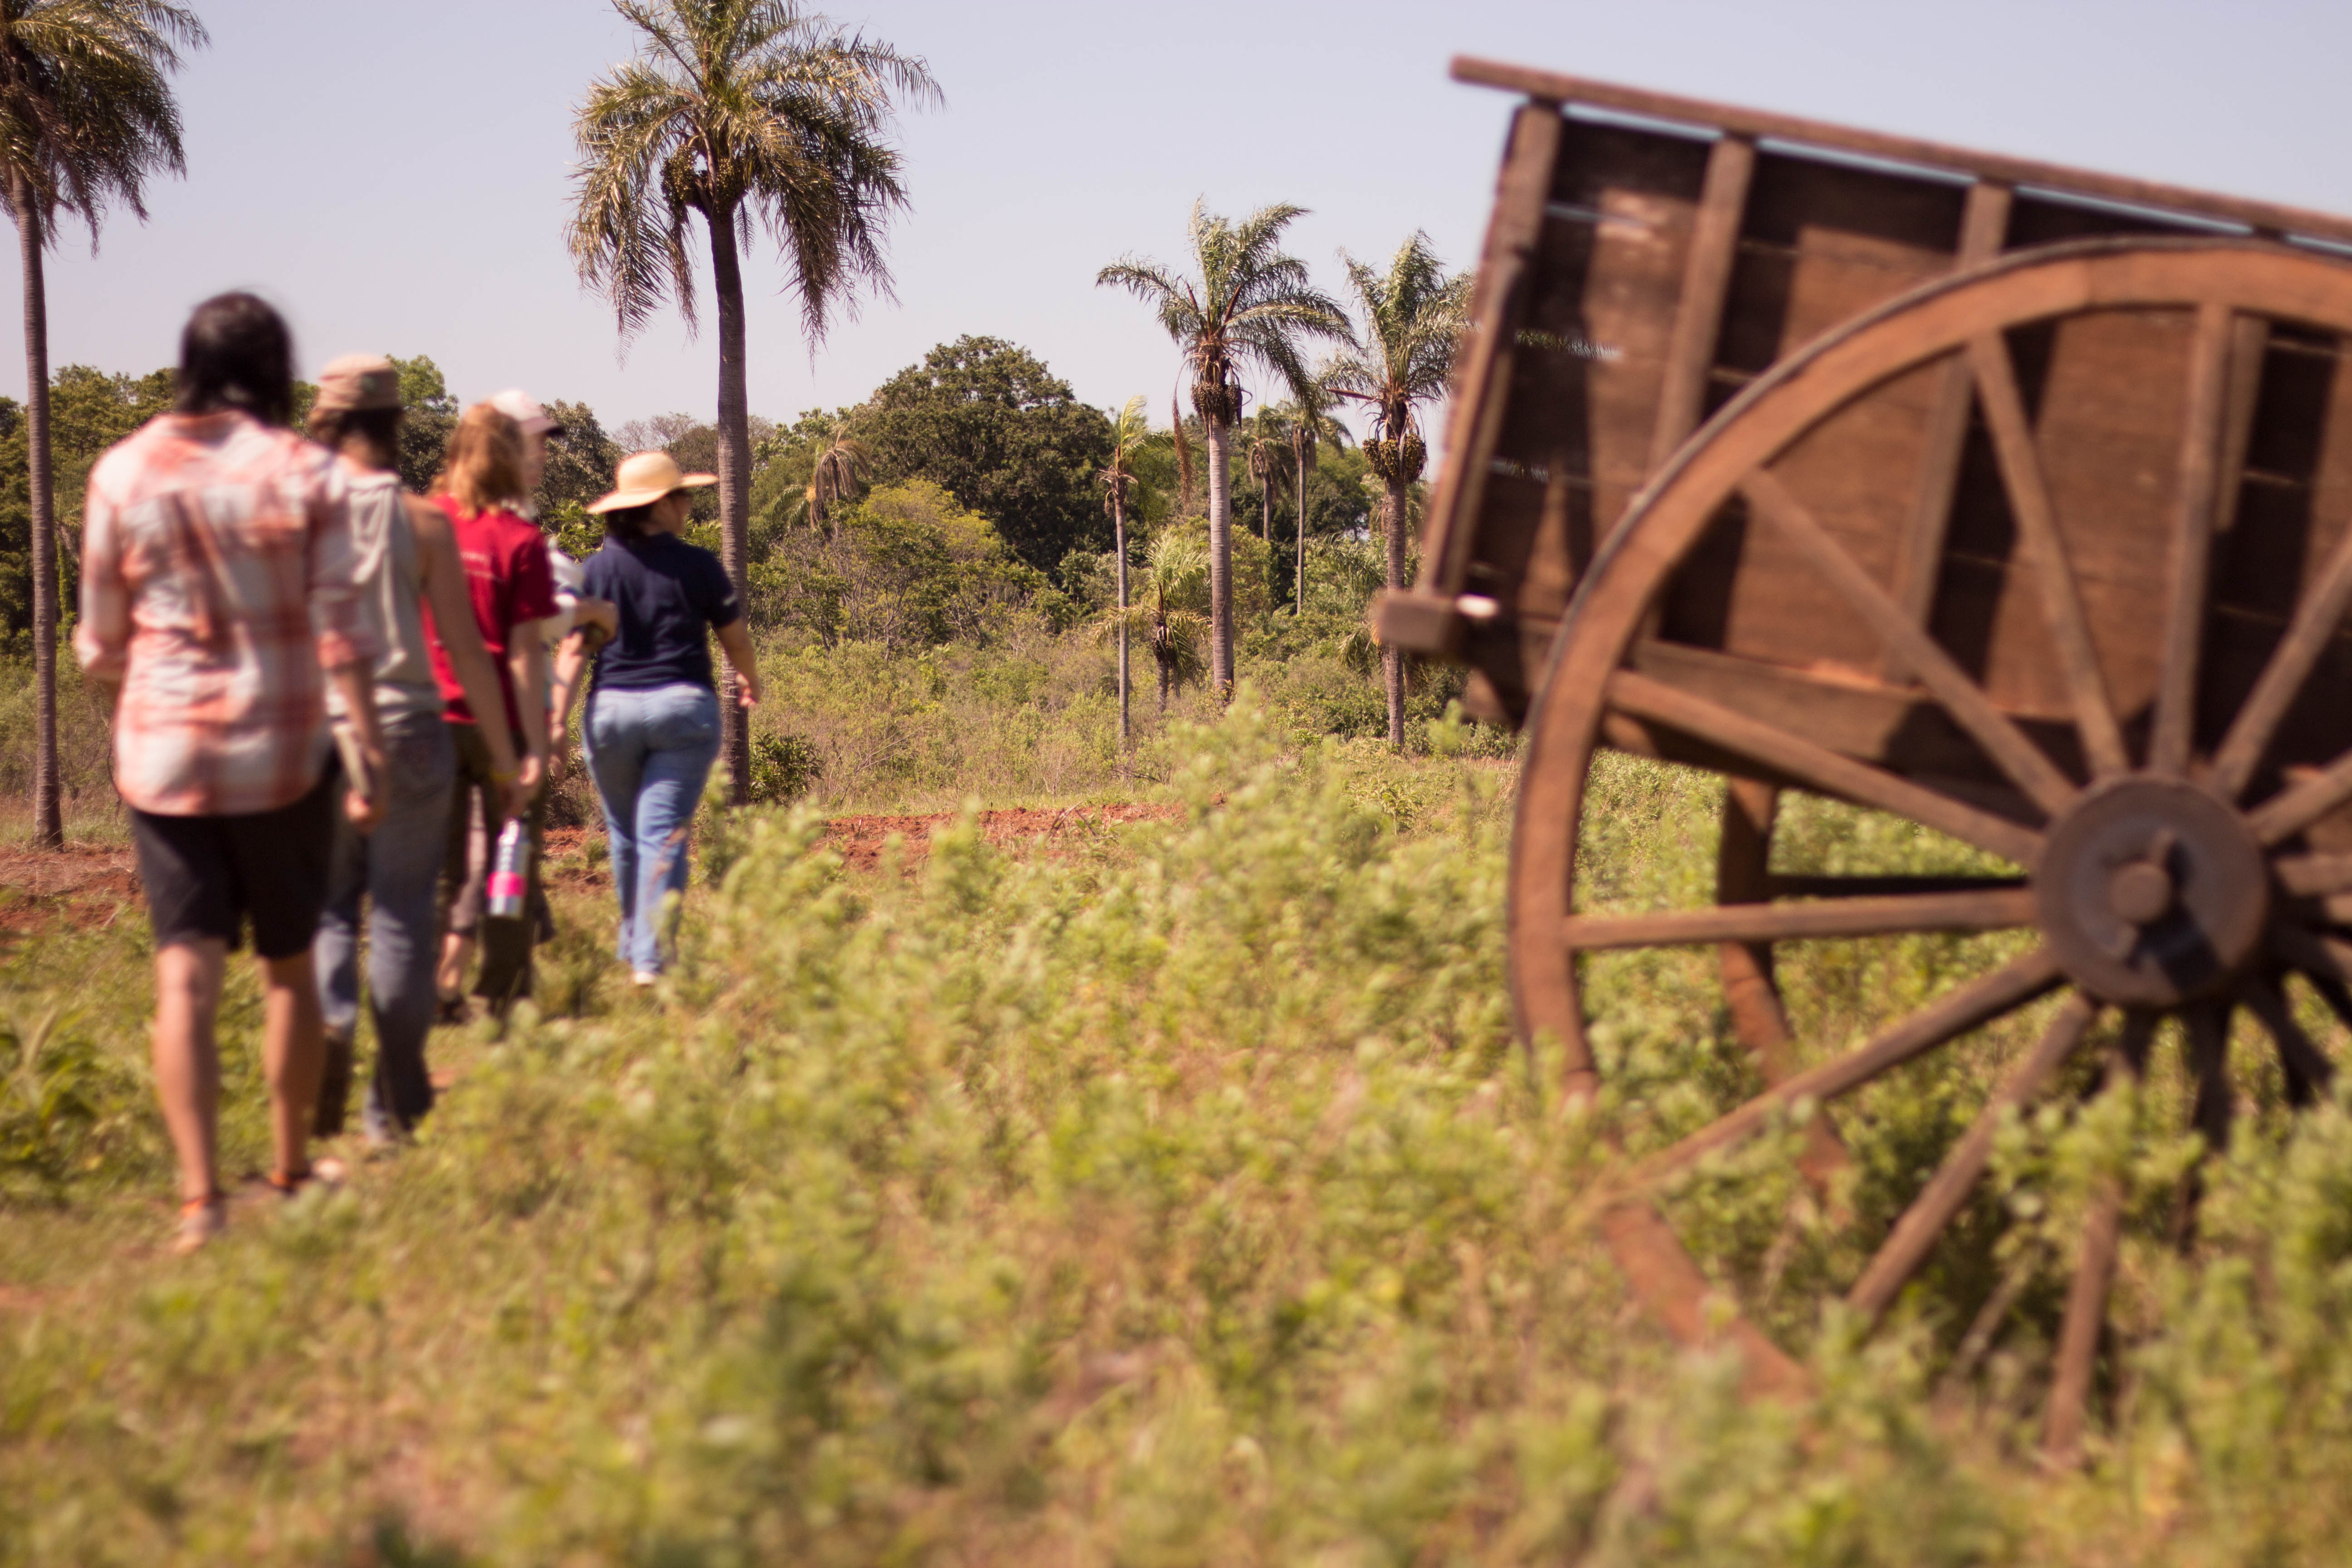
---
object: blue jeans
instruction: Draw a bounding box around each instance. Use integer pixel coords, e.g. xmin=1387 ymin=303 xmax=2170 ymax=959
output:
xmin=314 ymin=711 xmax=455 ymax=1137
xmin=583 ymin=683 xmax=721 ymax=975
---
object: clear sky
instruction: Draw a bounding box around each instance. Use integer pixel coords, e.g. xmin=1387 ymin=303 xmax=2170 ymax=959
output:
xmin=6 ymin=0 xmax=2350 ymax=443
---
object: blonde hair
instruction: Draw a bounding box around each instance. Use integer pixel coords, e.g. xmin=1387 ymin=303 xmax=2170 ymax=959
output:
xmin=432 ymin=403 xmax=527 ymax=513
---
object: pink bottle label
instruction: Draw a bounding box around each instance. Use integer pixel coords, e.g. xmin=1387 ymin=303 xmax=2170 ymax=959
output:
xmin=487 ymin=871 xmax=526 ymax=902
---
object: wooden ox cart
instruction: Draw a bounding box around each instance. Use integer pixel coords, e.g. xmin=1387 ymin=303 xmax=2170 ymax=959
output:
xmin=1381 ymin=58 xmax=2352 ymax=1455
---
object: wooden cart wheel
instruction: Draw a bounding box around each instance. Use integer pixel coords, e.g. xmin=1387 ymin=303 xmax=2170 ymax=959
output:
xmin=1513 ymin=237 xmax=2352 ymax=1457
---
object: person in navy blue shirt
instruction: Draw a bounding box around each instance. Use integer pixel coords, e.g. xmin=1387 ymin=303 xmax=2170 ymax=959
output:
xmin=554 ymin=451 xmax=763 ymax=984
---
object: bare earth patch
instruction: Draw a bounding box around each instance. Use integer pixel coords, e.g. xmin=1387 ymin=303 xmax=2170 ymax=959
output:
xmin=822 ymin=802 xmax=1182 ymax=871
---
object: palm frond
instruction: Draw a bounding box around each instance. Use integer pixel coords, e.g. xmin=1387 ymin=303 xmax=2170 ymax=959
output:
xmin=0 ymin=0 xmax=206 ymax=249
xmin=570 ymin=0 xmax=938 ymax=349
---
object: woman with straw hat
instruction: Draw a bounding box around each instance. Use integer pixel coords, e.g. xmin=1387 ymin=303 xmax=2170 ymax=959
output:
xmin=554 ymin=450 xmax=763 ymax=984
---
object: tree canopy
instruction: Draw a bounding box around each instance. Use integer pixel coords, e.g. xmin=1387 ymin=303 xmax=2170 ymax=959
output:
xmin=858 ymin=335 xmax=1113 ymax=575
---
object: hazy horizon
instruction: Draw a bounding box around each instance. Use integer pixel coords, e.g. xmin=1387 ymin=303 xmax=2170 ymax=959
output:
xmin=5 ymin=0 xmax=2347 ymax=446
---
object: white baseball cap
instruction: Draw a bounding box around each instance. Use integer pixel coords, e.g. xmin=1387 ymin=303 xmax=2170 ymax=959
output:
xmin=488 ymin=387 xmax=559 ymax=436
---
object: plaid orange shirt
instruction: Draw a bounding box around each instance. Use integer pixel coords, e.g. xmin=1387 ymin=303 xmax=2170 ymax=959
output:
xmin=76 ymin=411 xmax=375 ymax=817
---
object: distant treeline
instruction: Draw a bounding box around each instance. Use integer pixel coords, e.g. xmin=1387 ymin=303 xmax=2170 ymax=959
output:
xmin=0 ymin=334 xmax=1383 ymax=656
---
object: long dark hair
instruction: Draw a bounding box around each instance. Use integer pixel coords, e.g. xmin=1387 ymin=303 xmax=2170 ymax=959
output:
xmin=177 ymin=293 xmax=294 ymax=426
xmin=601 ymin=502 xmax=657 ymax=541
xmin=306 ymin=405 xmax=402 ymax=470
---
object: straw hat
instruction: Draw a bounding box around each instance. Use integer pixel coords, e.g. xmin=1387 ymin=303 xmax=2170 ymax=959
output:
xmin=587 ymin=450 xmax=718 ymax=513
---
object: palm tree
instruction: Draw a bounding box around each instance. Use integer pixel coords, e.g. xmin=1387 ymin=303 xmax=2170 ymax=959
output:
xmin=1098 ymin=395 xmax=1152 ymax=745
xmin=802 ymin=412 xmax=867 ymax=534
xmin=1242 ymin=402 xmax=1286 ymax=544
xmin=1327 ymin=232 xmax=1470 ymax=749
xmin=0 ymin=0 xmax=204 ymax=849
xmin=1274 ymin=377 xmax=1349 ymax=616
xmin=1097 ymin=531 xmax=1209 ymax=715
xmin=1098 ymin=201 xmax=1347 ymax=700
xmin=569 ymin=0 xmax=938 ymax=801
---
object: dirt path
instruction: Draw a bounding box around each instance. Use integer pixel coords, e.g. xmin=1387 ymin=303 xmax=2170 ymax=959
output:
xmin=0 ymin=803 xmax=1183 ymax=943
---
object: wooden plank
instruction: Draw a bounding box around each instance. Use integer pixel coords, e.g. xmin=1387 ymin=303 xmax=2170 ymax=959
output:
xmin=1967 ymin=332 xmax=2131 ymax=777
xmin=1627 ymin=638 xmax=2065 ymax=807
xmin=1564 ymin=887 xmax=2037 ymax=950
xmin=1649 ymin=133 xmax=1756 ymax=471
xmin=1449 ymin=59 xmax=2352 ymax=250
xmin=1848 ymin=992 xmax=2098 ymax=1322
xmin=1609 ymin=668 xmax=2046 ymax=865
xmin=2151 ymin=304 xmax=2238 ymax=774
xmin=1625 ymin=947 xmax=2066 ymax=1186
xmin=1889 ymin=181 xmax=2012 ymax=674
xmin=1740 ymin=468 xmax=2079 ymax=816
xmin=1420 ymin=103 xmax=1563 ymax=598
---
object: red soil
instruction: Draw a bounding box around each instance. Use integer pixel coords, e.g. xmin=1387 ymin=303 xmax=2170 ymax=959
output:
xmin=821 ymin=802 xmax=1182 ymax=872
xmin=0 ymin=843 xmax=140 ymax=941
xmin=0 ymin=805 xmax=1182 ymax=943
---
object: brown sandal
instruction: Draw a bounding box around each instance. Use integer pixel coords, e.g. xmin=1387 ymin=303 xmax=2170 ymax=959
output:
xmin=174 ymin=1193 xmax=227 ymax=1255
xmin=266 ymin=1157 xmax=348 ymax=1198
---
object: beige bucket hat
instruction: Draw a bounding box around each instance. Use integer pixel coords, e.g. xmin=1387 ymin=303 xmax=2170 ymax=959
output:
xmin=314 ymin=353 xmax=402 ymax=413
xmin=587 ymin=449 xmax=719 ymax=513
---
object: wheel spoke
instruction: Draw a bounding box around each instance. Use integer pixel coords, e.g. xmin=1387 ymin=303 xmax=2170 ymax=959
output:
xmin=1608 ymin=670 xmax=2046 ymax=867
xmin=1629 ymin=947 xmax=2065 ymax=1186
xmin=1967 ymin=333 xmax=2130 ymax=779
xmin=2248 ymin=748 xmax=2352 ymax=847
xmin=2268 ymin=920 xmax=2352 ymax=990
xmin=2208 ymin=526 xmax=2352 ymax=801
xmin=2043 ymin=1015 xmax=2151 ymax=1465
xmin=1849 ymin=991 xmax=2100 ymax=1322
xmin=1566 ymin=889 xmax=2038 ymax=951
xmin=2149 ymin=304 xmax=2237 ymax=776
xmin=2271 ymin=852 xmax=2352 ymax=898
xmin=1740 ymin=468 xmax=2078 ymax=817
xmin=2044 ymin=1179 xmax=2126 ymax=1463
xmin=2242 ymin=971 xmax=2334 ymax=1107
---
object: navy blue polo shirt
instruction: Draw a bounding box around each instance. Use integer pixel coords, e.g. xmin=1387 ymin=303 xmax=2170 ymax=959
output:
xmin=580 ymin=531 xmax=743 ymax=692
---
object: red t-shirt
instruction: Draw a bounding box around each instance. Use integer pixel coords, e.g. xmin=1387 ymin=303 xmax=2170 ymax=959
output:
xmin=426 ymin=497 xmax=559 ymax=730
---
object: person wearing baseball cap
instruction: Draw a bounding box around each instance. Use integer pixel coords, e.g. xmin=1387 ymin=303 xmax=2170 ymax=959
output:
xmin=551 ymin=450 xmax=762 ymax=984
xmin=308 ymin=356 xmax=523 ymax=1146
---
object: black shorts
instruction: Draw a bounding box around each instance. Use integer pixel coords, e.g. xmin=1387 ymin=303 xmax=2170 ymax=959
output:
xmin=131 ymin=769 xmax=337 ymax=959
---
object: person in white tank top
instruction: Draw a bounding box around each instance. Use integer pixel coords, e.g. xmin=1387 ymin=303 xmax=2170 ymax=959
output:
xmin=308 ymin=356 xmax=524 ymax=1144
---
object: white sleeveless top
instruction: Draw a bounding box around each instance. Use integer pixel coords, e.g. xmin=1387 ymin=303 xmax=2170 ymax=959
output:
xmin=328 ymin=469 xmax=444 ymax=724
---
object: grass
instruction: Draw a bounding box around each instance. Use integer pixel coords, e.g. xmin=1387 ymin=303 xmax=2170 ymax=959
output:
xmin=4 ymin=669 xmax=2352 ymax=1562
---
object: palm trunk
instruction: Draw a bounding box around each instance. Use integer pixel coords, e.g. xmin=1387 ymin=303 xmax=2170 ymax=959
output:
xmin=1203 ymin=412 xmax=1233 ymax=699
xmin=1157 ymin=647 xmax=1169 ymax=715
xmin=707 ymin=205 xmax=754 ymax=804
xmin=18 ymin=187 xmax=60 ymax=849
xmin=1383 ymin=475 xmax=1408 ymax=750
xmin=1294 ymin=447 xmax=1308 ymax=616
xmin=1260 ymin=475 xmax=1270 ymax=543
xmin=1112 ymin=489 xmax=1130 ymax=745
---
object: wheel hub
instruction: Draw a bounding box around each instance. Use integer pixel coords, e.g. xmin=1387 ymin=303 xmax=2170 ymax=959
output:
xmin=2034 ymin=776 xmax=2268 ymax=1006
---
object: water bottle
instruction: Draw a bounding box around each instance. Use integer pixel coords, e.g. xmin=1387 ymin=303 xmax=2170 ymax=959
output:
xmin=486 ymin=818 xmax=531 ymax=921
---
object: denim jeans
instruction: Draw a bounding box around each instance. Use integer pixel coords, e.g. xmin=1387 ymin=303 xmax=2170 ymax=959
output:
xmin=314 ymin=710 xmax=455 ymax=1138
xmin=583 ymin=682 xmax=722 ymax=975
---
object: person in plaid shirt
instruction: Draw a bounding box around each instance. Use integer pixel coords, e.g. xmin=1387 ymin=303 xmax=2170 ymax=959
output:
xmin=76 ymin=294 xmax=388 ymax=1254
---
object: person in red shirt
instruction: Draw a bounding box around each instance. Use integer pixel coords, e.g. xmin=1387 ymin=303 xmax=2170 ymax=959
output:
xmin=425 ymin=404 xmax=559 ymax=1014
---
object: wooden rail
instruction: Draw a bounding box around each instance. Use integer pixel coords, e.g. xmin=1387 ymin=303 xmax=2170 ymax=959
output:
xmin=1451 ymin=57 xmax=2352 ymax=249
